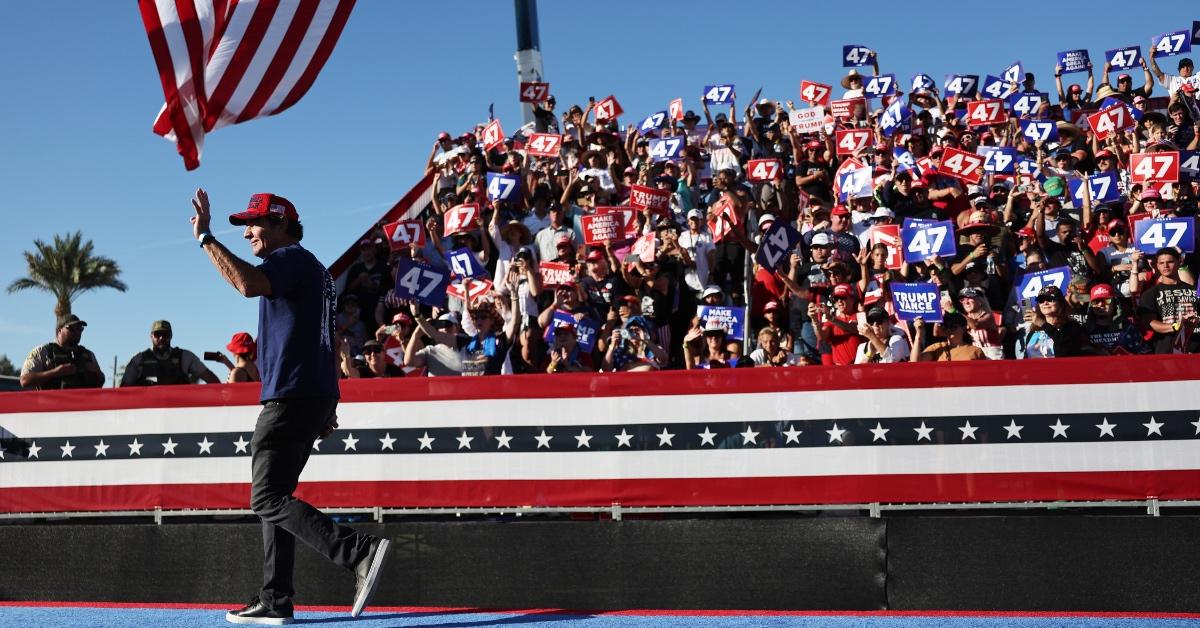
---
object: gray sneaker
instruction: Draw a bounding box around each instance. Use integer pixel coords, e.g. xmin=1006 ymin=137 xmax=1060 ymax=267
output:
xmin=351 ymin=537 xmax=391 ymax=617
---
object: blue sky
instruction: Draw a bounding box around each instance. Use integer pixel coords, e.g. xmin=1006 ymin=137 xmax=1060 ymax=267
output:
xmin=0 ymin=2 xmax=1194 ymax=378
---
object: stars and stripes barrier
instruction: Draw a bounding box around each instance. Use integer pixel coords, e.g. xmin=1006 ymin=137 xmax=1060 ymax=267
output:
xmin=1 ymin=355 xmax=1198 ymax=515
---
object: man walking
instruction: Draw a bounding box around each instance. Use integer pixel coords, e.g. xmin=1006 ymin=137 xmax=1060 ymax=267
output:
xmin=191 ymin=189 xmax=390 ymax=624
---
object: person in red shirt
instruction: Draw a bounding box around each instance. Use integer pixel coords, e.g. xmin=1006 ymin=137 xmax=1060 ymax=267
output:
xmin=818 ymin=283 xmax=863 ymax=365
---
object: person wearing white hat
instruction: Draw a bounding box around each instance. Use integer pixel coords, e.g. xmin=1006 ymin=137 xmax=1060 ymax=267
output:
xmin=679 ymin=208 xmax=716 ymax=295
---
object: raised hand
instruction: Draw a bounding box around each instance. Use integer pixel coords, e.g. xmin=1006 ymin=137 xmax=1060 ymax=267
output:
xmin=190 ymin=188 xmax=212 ymax=239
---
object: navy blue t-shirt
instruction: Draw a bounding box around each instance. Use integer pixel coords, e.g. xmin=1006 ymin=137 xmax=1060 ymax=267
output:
xmin=256 ymin=243 xmax=340 ymax=402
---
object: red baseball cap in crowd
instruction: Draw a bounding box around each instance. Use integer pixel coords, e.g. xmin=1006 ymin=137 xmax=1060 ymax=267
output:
xmin=832 ymin=283 xmax=854 ymax=299
xmin=226 ymin=332 xmax=256 ymax=355
xmin=1095 ymin=149 xmax=1116 ymax=159
xmin=806 ymin=140 xmax=822 ymax=149
xmin=1089 ymin=284 xmax=1115 ymax=301
xmin=229 ymin=193 xmax=298 ymax=225
xmin=764 ymin=300 xmax=781 ymax=312
xmin=831 ymin=205 xmax=850 ymax=216
xmin=438 ymin=131 xmax=452 ymax=140
xmin=391 ymin=312 xmax=413 ymax=325
xmin=1016 ymin=226 xmax=1037 ymax=239
xmin=556 ymin=234 xmax=574 ymax=246
xmin=586 ymin=248 xmax=606 ymax=261
xmin=1141 ymin=188 xmax=1162 ymax=200
xmin=910 ymin=179 xmax=929 ymax=190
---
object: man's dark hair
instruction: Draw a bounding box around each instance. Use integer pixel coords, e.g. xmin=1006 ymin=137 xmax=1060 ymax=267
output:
xmin=1057 ymin=216 xmax=1077 ymax=229
xmin=1155 ymin=247 xmax=1181 ymax=261
xmin=267 ymin=215 xmax=304 ymax=241
xmin=1180 ymin=58 xmax=1193 ymax=70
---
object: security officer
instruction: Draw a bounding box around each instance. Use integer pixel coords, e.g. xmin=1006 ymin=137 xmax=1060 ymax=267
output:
xmin=120 ymin=320 xmax=218 ymax=386
xmin=19 ymin=314 xmax=105 ymax=390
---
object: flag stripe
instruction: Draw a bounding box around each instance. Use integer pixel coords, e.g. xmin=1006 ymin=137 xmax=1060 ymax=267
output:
xmin=213 ymin=0 xmax=302 ymax=129
xmin=254 ymin=0 xmax=336 ymax=117
xmin=139 ymin=1 xmax=202 ymax=169
xmin=234 ymin=0 xmax=320 ymax=123
xmin=272 ymin=0 xmax=353 ymax=114
xmin=202 ymin=0 xmax=278 ymax=130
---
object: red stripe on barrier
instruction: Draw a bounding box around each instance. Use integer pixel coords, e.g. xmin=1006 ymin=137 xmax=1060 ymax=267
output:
xmin=4 ymin=470 xmax=1199 ymax=513
xmin=2 ymin=354 xmax=1196 ymax=414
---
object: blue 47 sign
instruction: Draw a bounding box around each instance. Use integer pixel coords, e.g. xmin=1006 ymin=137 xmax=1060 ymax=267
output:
xmin=1019 ymin=118 xmax=1059 ymax=143
xmin=879 ymin=100 xmax=910 ymax=136
xmin=901 ymin=220 xmax=957 ymax=263
xmin=649 ymin=136 xmax=685 ymax=162
xmin=842 ymin=44 xmax=874 ymax=67
xmin=1068 ymin=172 xmax=1120 ymax=205
xmin=444 ymin=247 xmax=488 ymax=279
xmin=1016 ymin=266 xmax=1070 ymax=301
xmin=1106 ymin=46 xmax=1142 ymax=70
xmin=394 ymin=258 xmax=450 ymax=307
xmin=486 ymin=172 xmax=520 ymax=202
xmin=1135 ymin=217 xmax=1195 ymax=253
xmin=702 ymin=84 xmax=735 ymax=105
xmin=1181 ymin=150 xmax=1200 ymax=180
xmin=1152 ymin=30 xmax=1191 ymax=58
xmin=863 ymin=74 xmax=896 ymax=98
xmin=1007 ymin=91 xmax=1047 ymax=117
xmin=755 ymin=221 xmax=802 ymax=271
xmin=980 ymin=147 xmax=1017 ymax=174
xmin=980 ymin=75 xmax=1013 ymax=100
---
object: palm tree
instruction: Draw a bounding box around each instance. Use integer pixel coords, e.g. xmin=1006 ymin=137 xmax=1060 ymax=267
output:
xmin=7 ymin=231 xmax=127 ymax=321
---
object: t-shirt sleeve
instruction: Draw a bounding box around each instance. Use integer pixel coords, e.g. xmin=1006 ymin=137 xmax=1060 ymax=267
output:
xmin=180 ymin=350 xmax=210 ymax=380
xmin=1137 ymin=288 xmax=1158 ymax=319
xmin=21 ymin=345 xmax=51 ymax=376
xmin=258 ymin=247 xmax=301 ymax=299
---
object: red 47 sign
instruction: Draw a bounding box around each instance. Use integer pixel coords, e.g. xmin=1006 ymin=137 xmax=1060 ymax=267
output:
xmin=870 ymin=224 xmax=903 ymax=270
xmin=446 ymin=279 xmax=493 ymax=304
xmin=669 ymin=98 xmax=684 ymax=121
xmin=381 ymin=219 xmax=426 ymax=251
xmin=519 ymin=82 xmax=550 ymax=103
xmin=1130 ymin=152 xmax=1180 ymax=183
xmin=595 ymin=95 xmax=624 ymax=121
xmin=442 ymin=203 xmax=480 ymax=237
xmin=707 ymin=198 xmax=740 ymax=243
xmin=800 ymin=80 xmax=832 ymax=106
xmin=746 ymin=159 xmax=782 ymax=182
xmin=965 ymin=99 xmax=1008 ymax=126
xmin=525 ymin=133 xmax=562 ymax=157
xmin=835 ymin=128 xmax=874 ymax=156
xmin=938 ymin=147 xmax=984 ymax=184
xmin=1087 ymin=104 xmax=1134 ymax=140
xmin=482 ymin=120 xmax=505 ymax=151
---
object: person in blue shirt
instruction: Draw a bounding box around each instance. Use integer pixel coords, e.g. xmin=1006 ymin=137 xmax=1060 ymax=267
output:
xmin=190 ymin=189 xmax=390 ymax=625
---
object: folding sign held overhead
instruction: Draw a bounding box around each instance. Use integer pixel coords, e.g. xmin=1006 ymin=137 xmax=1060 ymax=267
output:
xmin=519 ymin=82 xmax=550 ymax=103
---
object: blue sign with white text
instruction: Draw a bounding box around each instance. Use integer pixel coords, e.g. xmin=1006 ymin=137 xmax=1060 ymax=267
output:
xmin=944 ymin=74 xmax=979 ymax=97
xmin=1152 ymin=30 xmax=1191 ymax=58
xmin=1016 ymin=265 xmax=1071 ymax=301
xmin=1057 ymin=49 xmax=1091 ymax=74
xmin=648 ymin=136 xmax=685 ymax=162
xmin=980 ymin=75 xmax=1012 ymax=100
xmin=697 ymin=305 xmax=747 ymax=340
xmin=980 ymin=147 xmax=1017 ymax=174
xmin=1019 ymin=118 xmax=1059 ymax=143
xmin=879 ymin=100 xmax=910 ymax=137
xmin=1007 ymin=91 xmax=1047 ymax=118
xmin=702 ymin=84 xmax=735 ymax=105
xmin=893 ymin=147 xmax=917 ymax=173
xmin=842 ymin=45 xmax=874 ymax=67
xmin=394 ymin=258 xmax=450 ymax=307
xmin=911 ymin=74 xmax=935 ymax=92
xmin=1068 ymin=172 xmax=1121 ymax=205
xmin=543 ymin=311 xmax=599 ymax=352
xmin=485 ymin=172 xmax=520 ymax=202
xmin=444 ymin=247 xmax=487 ymax=279
xmin=1105 ymin=46 xmax=1142 ymax=71
xmin=890 ymin=282 xmax=942 ymax=322
xmin=863 ymin=74 xmax=897 ymax=98
xmin=639 ymin=111 xmax=667 ymax=135
xmin=1135 ymin=217 xmax=1195 ymax=254
xmin=755 ymin=221 xmax=802 ymax=271
xmin=901 ymin=220 xmax=957 ymax=263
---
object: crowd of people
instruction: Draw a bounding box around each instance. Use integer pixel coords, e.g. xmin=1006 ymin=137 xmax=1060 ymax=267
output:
xmin=18 ymin=48 xmax=1200 ymax=387
xmin=332 ymin=48 xmax=1200 ymax=376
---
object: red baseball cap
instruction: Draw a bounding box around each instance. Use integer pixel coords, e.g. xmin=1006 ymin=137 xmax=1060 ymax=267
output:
xmin=391 ymin=312 xmax=413 ymax=325
xmin=831 ymin=205 xmax=850 ymax=216
xmin=1089 ymin=284 xmax=1115 ymax=300
xmin=229 ymin=193 xmax=298 ymax=225
xmin=832 ymin=283 xmax=854 ymax=298
xmin=764 ymin=300 xmax=781 ymax=312
xmin=1016 ymin=226 xmax=1037 ymax=239
xmin=1095 ymin=149 xmax=1116 ymax=159
xmin=910 ymin=179 xmax=929 ymax=190
xmin=586 ymin=248 xmax=605 ymax=261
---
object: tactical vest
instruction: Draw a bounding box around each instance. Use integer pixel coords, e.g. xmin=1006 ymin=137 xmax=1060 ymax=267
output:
xmin=45 ymin=343 xmax=97 ymax=390
xmin=136 ymin=348 xmax=188 ymax=386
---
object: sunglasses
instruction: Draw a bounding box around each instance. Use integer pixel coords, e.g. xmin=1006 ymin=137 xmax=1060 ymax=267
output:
xmin=363 ymin=347 xmax=383 ymax=354
xmin=1035 ymin=295 xmax=1058 ymax=304
xmin=153 ymin=332 xmax=171 ymax=339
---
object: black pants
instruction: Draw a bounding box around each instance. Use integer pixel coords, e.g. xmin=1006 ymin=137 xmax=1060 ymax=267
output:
xmin=250 ymin=397 xmax=373 ymax=611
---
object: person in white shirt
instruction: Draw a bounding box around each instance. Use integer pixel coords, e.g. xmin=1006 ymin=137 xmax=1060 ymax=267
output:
xmin=1149 ymin=56 xmax=1198 ymax=98
xmin=855 ymin=307 xmax=911 ymax=364
xmin=679 ymin=209 xmax=715 ymax=294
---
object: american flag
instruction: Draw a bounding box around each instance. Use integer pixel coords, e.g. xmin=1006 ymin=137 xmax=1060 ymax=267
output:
xmin=138 ymin=0 xmax=356 ymax=170
xmin=2 ymin=357 xmax=1199 ymax=513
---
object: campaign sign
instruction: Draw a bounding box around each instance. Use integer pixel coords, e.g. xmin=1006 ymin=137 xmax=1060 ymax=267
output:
xmin=1019 ymin=118 xmax=1059 ymax=143
xmin=630 ymin=231 xmax=657 ymax=262
xmin=446 ymin=279 xmax=493 ymax=305
xmin=835 ymin=128 xmax=874 ymax=156
xmin=1135 ymin=217 xmax=1195 ymax=253
xmin=1099 ymin=96 xmax=1143 ymax=122
xmin=837 ymin=167 xmax=873 ymax=201
xmin=382 ymin=336 xmax=405 ymax=367
xmin=394 ymin=258 xmax=450 ymax=307
xmin=789 ymin=106 xmax=825 ymax=133
xmin=707 ymin=198 xmax=738 ymax=243
xmin=937 ymin=146 xmax=984 ymax=184
xmin=943 ymin=74 xmax=979 ymax=97
xmin=697 ymin=305 xmax=747 ymax=340
xmin=481 ymin=119 xmax=504 ymax=152
xmin=1017 ymin=156 xmax=1044 ymax=182
xmin=595 ymin=95 xmax=624 ymax=121
xmin=1056 ymin=49 xmax=1091 ymax=74
xmin=879 ymin=100 xmax=910 ymax=137
xmin=519 ymin=81 xmax=550 ymax=103
xmin=1068 ymin=172 xmax=1121 ymax=205
xmin=890 ymin=283 xmax=942 ymax=322
xmin=893 ymin=147 xmax=918 ymax=174
xmin=830 ymin=98 xmax=864 ymax=121
xmin=842 ymin=44 xmax=874 ymax=67
xmin=485 ymin=172 xmax=520 ymax=202
xmin=442 ymin=203 xmax=480 ymax=237
xmin=863 ymin=74 xmax=897 ymax=98
xmin=979 ymin=147 xmax=1017 ymax=174
xmin=746 ymin=159 xmax=782 ymax=182
xmin=581 ymin=213 xmax=622 ymax=246
xmin=911 ymin=73 xmax=935 ymax=92
xmin=1002 ymin=60 xmax=1023 ymax=85
xmin=1007 ymin=91 xmax=1047 ymax=118
xmin=965 ymin=99 xmax=1008 ymax=126
xmin=1152 ymin=30 xmax=1191 ymax=58
xmin=1087 ymin=104 xmax=1134 ymax=140
xmin=543 ymin=311 xmax=598 ymax=352
xmin=538 ymin=261 xmax=574 ymax=288
xmin=648 ymin=136 xmax=685 ymax=162
xmin=1130 ymin=151 xmax=1180 ymax=183
xmin=638 ymin=111 xmax=668 ymax=135
xmin=901 ymin=217 xmax=939 ymax=230
xmin=870 ymin=224 xmax=903 ymax=270
xmin=525 ymin=133 xmax=562 ymax=157
xmin=901 ymin=220 xmax=957 ymax=263
xmin=800 ymin=80 xmax=832 ymax=106
xmin=1106 ymin=46 xmax=1142 ymax=71
xmin=1194 ymin=21 xmax=1200 ymax=45
xmin=980 ymin=75 xmax=1013 ymax=100
xmin=1180 ymin=150 xmax=1200 ymax=180
xmin=597 ymin=206 xmax=638 ymax=240
xmin=382 ymin=219 xmax=426 ymax=251
xmin=444 ymin=248 xmax=487 ymax=279
xmin=629 ymin=184 xmax=671 ymax=213
xmin=754 ymin=221 xmax=802 ymax=271
xmin=1016 ymin=265 xmax=1070 ymax=301
xmin=702 ymin=84 xmax=735 ymax=105
xmin=669 ymin=98 xmax=684 ymax=121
